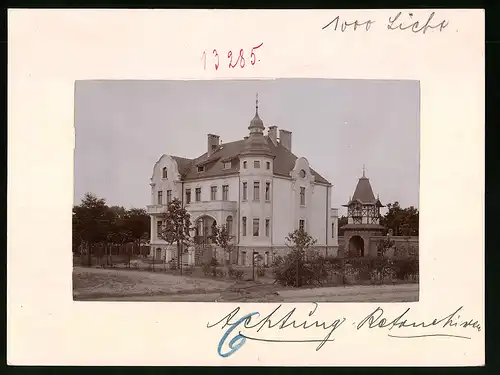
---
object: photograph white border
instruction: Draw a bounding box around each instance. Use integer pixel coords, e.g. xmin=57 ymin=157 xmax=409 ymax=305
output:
xmin=8 ymin=9 xmax=484 ymax=366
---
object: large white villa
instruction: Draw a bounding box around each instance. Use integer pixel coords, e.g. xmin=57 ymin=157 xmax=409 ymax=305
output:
xmin=147 ymin=97 xmax=339 ymax=266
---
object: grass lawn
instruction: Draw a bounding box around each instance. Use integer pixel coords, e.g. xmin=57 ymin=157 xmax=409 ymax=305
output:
xmin=73 ymin=266 xmax=233 ymax=300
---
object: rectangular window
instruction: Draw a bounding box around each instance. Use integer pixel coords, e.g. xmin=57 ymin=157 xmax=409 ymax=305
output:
xmin=243 ymin=161 xmax=247 ymax=169
xmin=195 ymin=188 xmax=201 ymax=202
xmin=254 ymin=160 xmax=260 ymax=168
xmin=210 ymin=186 xmax=217 ymax=200
xmin=299 ymin=219 xmax=305 ymax=231
xmin=166 ymin=190 xmax=172 ymax=203
xmin=242 ymin=182 xmax=247 ymax=201
xmin=223 ymin=161 xmax=231 ymax=169
xmin=162 ymin=167 xmax=168 ymax=179
xmin=157 ymin=191 xmax=163 ymax=205
xmin=265 ymin=219 xmax=270 ymax=237
xmin=197 ymin=166 xmax=204 ymax=173
xmin=300 ymin=187 xmax=306 ymax=206
xmin=266 ymin=161 xmax=270 ymax=170
xmin=332 ymin=223 xmax=335 ymax=238
xmin=253 ymin=218 xmax=260 ymax=236
xmin=222 ymin=185 xmax=229 ymax=201
xmin=265 ymin=182 xmax=270 ymax=201
xmin=253 ymin=181 xmax=260 ymax=201
xmin=242 ymin=217 xmax=247 ymax=236
xmin=185 ymin=189 xmax=191 ymax=204
xmin=157 ymin=220 xmax=162 ymax=237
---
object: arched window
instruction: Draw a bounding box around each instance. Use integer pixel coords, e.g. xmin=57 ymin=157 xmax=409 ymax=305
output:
xmin=162 ymin=167 xmax=168 ymax=179
xmin=226 ymin=216 xmax=233 ymax=236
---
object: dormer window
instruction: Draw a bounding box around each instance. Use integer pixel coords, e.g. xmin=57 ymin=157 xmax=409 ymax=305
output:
xmin=266 ymin=162 xmax=271 ymax=170
xmin=254 ymin=161 xmax=260 ymax=169
xmin=223 ymin=161 xmax=231 ymax=170
xmin=197 ymin=166 xmax=205 ymax=173
xmin=162 ymin=167 xmax=168 ymax=179
xmin=299 ymin=169 xmax=306 ymax=178
xmin=243 ymin=161 xmax=247 ymax=169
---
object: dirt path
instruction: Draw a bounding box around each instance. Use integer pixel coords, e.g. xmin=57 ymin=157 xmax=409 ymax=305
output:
xmin=73 ymin=266 xmax=232 ymax=300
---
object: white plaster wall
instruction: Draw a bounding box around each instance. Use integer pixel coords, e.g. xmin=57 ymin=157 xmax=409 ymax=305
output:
xmin=150 ymin=155 xmax=183 ymax=205
xmin=329 ymin=207 xmax=339 ymax=247
xmin=272 ymin=177 xmax=293 ymax=246
xmin=184 ymin=175 xmax=239 ymax=217
xmin=310 ymin=184 xmax=329 ymax=246
xmin=238 ymin=155 xmax=274 ymax=248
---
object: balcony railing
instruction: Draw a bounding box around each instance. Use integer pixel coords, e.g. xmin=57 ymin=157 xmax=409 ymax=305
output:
xmin=186 ymin=200 xmax=237 ymax=213
xmin=147 ymin=204 xmax=167 ymax=215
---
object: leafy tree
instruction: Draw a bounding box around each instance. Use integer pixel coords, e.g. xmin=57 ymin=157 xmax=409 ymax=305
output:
xmin=376 ymin=236 xmax=396 ymax=257
xmin=158 ymin=198 xmax=192 ymax=273
xmin=380 ymin=201 xmax=419 ymax=236
xmin=211 ymin=224 xmax=235 ymax=267
xmin=272 ymin=228 xmax=318 ymax=287
xmin=72 ymin=193 xmax=113 ymax=266
xmin=126 ymin=208 xmax=150 ymax=255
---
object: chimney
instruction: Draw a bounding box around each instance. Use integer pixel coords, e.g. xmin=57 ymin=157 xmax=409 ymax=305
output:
xmin=279 ymin=129 xmax=292 ymax=151
xmin=207 ymin=134 xmax=220 ymax=156
xmin=268 ymin=126 xmax=278 ymax=145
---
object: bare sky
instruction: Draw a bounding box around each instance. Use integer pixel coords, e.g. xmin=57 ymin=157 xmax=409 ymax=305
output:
xmin=74 ymin=79 xmax=420 ymax=215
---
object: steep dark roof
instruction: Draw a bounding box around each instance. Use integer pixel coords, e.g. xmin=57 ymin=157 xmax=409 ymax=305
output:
xmin=169 ymin=136 xmax=330 ymax=184
xmin=170 ymin=156 xmax=194 ymax=177
xmin=353 ymin=177 xmax=375 ymax=201
xmin=343 ymin=176 xmax=383 ymax=206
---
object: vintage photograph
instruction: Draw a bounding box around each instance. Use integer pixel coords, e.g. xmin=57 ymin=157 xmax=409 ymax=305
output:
xmin=73 ymin=79 xmax=420 ymax=302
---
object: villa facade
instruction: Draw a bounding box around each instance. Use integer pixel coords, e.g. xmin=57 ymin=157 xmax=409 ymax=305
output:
xmin=147 ymin=98 xmax=339 ymax=266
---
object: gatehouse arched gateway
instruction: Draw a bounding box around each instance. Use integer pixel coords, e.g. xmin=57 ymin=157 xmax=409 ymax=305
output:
xmin=348 ymin=235 xmax=365 ymax=257
xmin=340 ymin=168 xmax=385 ymax=257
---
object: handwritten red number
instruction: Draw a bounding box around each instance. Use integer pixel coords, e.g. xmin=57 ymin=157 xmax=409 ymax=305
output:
xmin=250 ymin=42 xmax=263 ymax=65
xmin=202 ymin=51 xmax=206 ymax=70
xmin=228 ymin=50 xmax=237 ymax=68
xmin=213 ymin=49 xmax=219 ymax=71
xmin=239 ymin=49 xmax=245 ymax=68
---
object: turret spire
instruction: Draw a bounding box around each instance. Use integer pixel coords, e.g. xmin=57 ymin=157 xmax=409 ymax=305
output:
xmin=362 ymin=164 xmax=366 ymax=178
xmin=241 ymin=93 xmax=272 ymax=157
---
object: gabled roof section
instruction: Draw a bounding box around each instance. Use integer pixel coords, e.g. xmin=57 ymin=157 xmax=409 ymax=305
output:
xmin=170 ymin=156 xmax=194 ymax=177
xmin=166 ymin=136 xmax=331 ymax=184
xmin=266 ymin=138 xmax=330 ymax=185
xmin=183 ymin=139 xmax=246 ymax=180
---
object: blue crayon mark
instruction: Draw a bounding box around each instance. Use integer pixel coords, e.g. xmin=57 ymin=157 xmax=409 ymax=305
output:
xmin=218 ymin=312 xmax=259 ymax=358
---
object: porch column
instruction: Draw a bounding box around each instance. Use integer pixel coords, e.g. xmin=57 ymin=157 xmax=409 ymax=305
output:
xmin=151 ymin=216 xmax=156 ymax=240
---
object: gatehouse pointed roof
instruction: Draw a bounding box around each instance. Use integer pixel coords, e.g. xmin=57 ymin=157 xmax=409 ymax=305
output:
xmin=343 ymin=167 xmax=384 ymax=207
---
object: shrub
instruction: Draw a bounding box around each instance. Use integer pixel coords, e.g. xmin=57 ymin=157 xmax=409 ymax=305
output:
xmin=393 ymin=258 xmax=419 ymax=281
xmin=272 ymin=251 xmax=319 ymax=287
xmin=256 ymin=262 xmax=267 ymax=277
xmin=256 ymin=267 xmax=266 ymax=277
xmin=210 ymin=257 xmax=220 ymax=276
xmin=216 ymin=269 xmax=226 ymax=277
xmin=202 ymin=262 xmax=211 ymax=276
xmin=233 ymin=270 xmax=244 ymax=280
xmin=168 ymin=259 xmax=177 ymax=270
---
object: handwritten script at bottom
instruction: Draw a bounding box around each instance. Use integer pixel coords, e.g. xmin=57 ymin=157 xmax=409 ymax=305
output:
xmin=207 ymin=304 xmax=481 ymax=358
